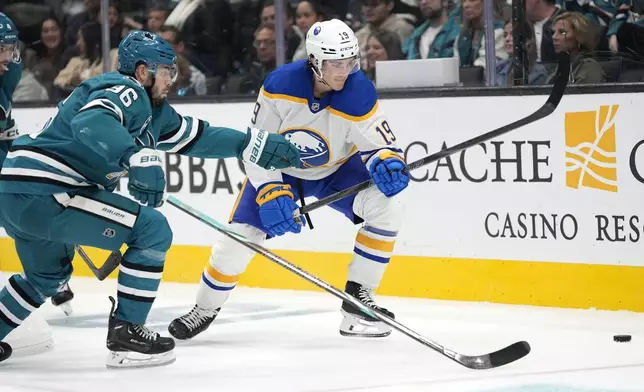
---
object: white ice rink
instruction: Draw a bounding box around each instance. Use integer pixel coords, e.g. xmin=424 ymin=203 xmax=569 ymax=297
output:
xmin=1 ymin=277 xmax=643 ymax=392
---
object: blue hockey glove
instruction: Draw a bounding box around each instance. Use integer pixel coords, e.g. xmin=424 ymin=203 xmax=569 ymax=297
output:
xmin=241 ymin=128 xmax=301 ymax=170
xmin=369 ymin=150 xmax=411 ymax=197
xmin=125 ymin=148 xmax=167 ymax=208
xmin=256 ymin=183 xmax=306 ymax=237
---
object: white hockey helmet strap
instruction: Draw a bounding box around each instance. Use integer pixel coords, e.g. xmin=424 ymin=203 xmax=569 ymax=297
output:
xmin=306 ymin=19 xmax=360 ymax=79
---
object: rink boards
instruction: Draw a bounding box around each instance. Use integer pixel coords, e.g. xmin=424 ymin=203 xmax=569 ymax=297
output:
xmin=1 ymin=91 xmax=644 ymax=312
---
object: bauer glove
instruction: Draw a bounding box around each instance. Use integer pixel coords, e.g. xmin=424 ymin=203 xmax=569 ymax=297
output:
xmin=240 ymin=127 xmax=301 ymax=170
xmin=369 ymin=150 xmax=410 ymax=198
xmin=124 ymin=148 xmax=167 ymax=208
xmin=256 ymin=182 xmax=306 ymax=237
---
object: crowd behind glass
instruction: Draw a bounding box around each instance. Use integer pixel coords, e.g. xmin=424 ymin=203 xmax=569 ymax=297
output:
xmin=3 ymin=0 xmax=644 ymax=103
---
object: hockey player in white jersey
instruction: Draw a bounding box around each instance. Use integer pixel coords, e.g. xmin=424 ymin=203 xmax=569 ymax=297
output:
xmin=169 ymin=19 xmax=410 ymax=339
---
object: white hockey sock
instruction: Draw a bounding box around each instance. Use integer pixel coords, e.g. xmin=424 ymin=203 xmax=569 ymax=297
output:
xmin=348 ymin=225 xmax=397 ymax=289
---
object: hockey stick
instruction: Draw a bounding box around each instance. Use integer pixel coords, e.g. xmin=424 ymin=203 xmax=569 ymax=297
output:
xmin=295 ymin=53 xmax=570 ymax=218
xmin=87 ymin=55 xmax=568 ymax=283
xmin=166 ymin=195 xmax=531 ymax=369
xmin=75 ymin=246 xmax=122 ymax=281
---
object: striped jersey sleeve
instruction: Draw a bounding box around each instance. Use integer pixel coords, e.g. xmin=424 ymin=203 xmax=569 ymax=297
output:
xmin=154 ymin=101 xmax=248 ymax=159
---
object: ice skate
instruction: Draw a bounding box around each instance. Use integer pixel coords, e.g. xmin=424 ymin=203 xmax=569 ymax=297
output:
xmin=105 ymin=297 xmax=175 ymax=369
xmin=168 ymin=305 xmax=219 ymax=340
xmin=51 ymin=283 xmax=74 ymax=316
xmin=0 ymin=341 xmax=12 ymax=363
xmin=340 ymin=281 xmax=394 ymax=338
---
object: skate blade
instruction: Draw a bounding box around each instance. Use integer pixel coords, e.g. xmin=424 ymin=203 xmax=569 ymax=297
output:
xmin=58 ymin=302 xmax=73 ymax=316
xmin=339 ymin=310 xmax=391 ymax=338
xmin=106 ymin=349 xmax=176 ymax=369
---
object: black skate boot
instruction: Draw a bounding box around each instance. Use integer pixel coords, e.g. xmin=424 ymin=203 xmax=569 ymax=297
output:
xmin=340 ymin=281 xmax=395 ymax=338
xmin=105 ymin=296 xmax=175 ymax=369
xmin=168 ymin=305 xmax=219 ymax=340
xmin=0 ymin=341 xmax=12 ymax=363
xmin=51 ymin=283 xmax=74 ymax=316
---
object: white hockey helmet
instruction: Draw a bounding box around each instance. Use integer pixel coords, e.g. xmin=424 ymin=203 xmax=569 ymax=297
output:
xmin=306 ymin=19 xmax=360 ymax=79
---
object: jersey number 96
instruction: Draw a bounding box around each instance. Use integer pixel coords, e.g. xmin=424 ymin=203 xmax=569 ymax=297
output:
xmin=106 ymin=85 xmax=139 ymax=107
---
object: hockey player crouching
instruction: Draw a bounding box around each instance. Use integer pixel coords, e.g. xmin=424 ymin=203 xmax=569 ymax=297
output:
xmin=170 ymin=19 xmax=411 ymax=340
xmin=0 ymin=30 xmax=300 ymax=367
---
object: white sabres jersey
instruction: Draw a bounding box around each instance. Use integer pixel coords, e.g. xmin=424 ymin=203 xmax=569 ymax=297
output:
xmin=245 ymin=59 xmax=403 ymax=190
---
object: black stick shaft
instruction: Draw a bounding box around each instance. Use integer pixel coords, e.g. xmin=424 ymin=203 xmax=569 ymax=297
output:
xmin=297 ymin=53 xmax=570 ymax=217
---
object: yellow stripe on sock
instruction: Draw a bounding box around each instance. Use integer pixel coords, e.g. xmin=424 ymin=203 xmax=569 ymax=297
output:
xmin=356 ymin=232 xmax=395 ymax=252
xmin=206 ymin=264 xmax=240 ymax=284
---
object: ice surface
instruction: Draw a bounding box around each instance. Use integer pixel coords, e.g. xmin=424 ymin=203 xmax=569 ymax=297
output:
xmin=1 ymin=277 xmax=643 ymax=392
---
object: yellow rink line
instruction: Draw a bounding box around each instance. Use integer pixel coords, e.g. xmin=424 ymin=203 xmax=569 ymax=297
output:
xmin=1 ymin=239 xmax=643 ymax=312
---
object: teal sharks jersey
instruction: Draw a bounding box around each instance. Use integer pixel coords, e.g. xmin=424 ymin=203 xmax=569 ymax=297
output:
xmin=0 ymin=61 xmax=22 ymax=142
xmin=0 ymin=71 xmax=248 ymax=195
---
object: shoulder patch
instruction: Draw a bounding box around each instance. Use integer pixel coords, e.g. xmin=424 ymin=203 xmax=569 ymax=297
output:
xmin=329 ymin=72 xmax=378 ymax=121
xmin=262 ymin=60 xmax=311 ymax=101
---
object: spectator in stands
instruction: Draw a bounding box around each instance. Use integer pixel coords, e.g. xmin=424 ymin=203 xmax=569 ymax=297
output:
xmin=355 ymin=0 xmax=415 ymax=66
xmin=65 ymin=0 xmax=101 ymax=47
xmin=563 ymin=0 xmax=627 ymax=51
xmin=24 ymin=17 xmax=67 ymax=99
xmin=15 ymin=43 xmax=49 ymax=102
xmin=404 ymin=0 xmax=460 ymax=59
xmin=363 ymin=30 xmax=405 ymax=82
xmin=525 ymin=0 xmax=564 ymax=63
xmin=240 ymin=23 xmax=278 ymax=95
xmin=147 ymin=5 xmax=168 ymax=33
xmin=261 ymin=0 xmax=301 ymax=61
xmin=608 ymin=2 xmax=644 ymax=55
xmin=548 ymin=12 xmax=605 ymax=83
xmin=158 ymin=25 xmax=207 ymax=96
xmin=53 ymin=22 xmax=118 ymax=96
xmin=495 ymin=20 xmax=549 ymax=86
xmin=454 ymin=0 xmax=507 ymax=69
xmin=292 ymin=0 xmax=327 ymax=61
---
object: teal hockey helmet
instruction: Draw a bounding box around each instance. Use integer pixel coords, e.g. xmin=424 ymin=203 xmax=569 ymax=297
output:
xmin=118 ymin=30 xmax=177 ymax=81
xmin=0 ymin=13 xmax=20 ymax=64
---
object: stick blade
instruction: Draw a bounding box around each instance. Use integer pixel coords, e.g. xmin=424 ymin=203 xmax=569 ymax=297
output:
xmin=96 ymin=250 xmax=122 ymax=281
xmin=455 ymin=341 xmax=531 ymax=370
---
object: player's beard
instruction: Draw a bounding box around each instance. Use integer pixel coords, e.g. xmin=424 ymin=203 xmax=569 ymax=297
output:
xmin=143 ymin=73 xmax=167 ymax=107
xmin=146 ymin=83 xmax=165 ymax=107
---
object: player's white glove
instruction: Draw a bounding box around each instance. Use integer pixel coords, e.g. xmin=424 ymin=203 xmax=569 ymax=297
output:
xmin=124 ymin=148 xmax=167 ymax=208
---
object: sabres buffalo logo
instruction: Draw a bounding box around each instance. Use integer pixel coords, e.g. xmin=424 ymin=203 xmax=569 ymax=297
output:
xmin=280 ymin=128 xmax=330 ymax=168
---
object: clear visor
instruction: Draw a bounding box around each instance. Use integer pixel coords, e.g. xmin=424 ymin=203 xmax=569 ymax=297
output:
xmin=323 ymin=56 xmax=360 ymax=75
xmin=152 ymin=64 xmax=178 ymax=83
xmin=0 ymin=43 xmax=19 ymax=64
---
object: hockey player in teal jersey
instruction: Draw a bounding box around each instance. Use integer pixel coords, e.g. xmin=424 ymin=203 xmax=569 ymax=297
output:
xmin=0 ymin=13 xmax=77 ymax=318
xmin=0 ymin=30 xmax=300 ymax=368
xmin=0 ymin=13 xmax=21 ymax=165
